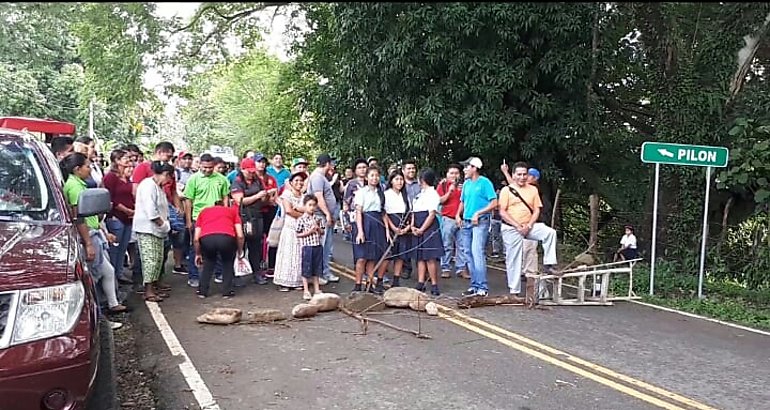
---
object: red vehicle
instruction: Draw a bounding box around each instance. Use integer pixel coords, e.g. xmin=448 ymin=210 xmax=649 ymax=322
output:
xmin=0 ymin=116 xmax=77 ymax=143
xmin=0 ymin=125 xmax=116 ymax=409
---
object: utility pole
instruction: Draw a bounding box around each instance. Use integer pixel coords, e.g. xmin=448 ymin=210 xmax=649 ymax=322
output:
xmin=88 ymin=98 xmax=95 ymax=139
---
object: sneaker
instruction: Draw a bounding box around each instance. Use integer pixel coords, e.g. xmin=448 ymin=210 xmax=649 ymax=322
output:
xmin=173 ymin=265 xmax=189 ymax=275
xmin=264 ymin=269 xmax=275 ymax=279
xmin=372 ymin=283 xmax=385 ymax=295
xmin=223 ymin=291 xmax=235 ymax=299
xmin=431 ymin=285 xmax=440 ymax=296
xmin=391 ymin=277 xmax=401 ymax=288
xmin=325 ymin=273 xmax=340 ymax=283
xmin=476 ymin=289 xmax=489 ymax=297
xmin=318 ymin=277 xmax=329 ymax=286
xmin=187 ymin=279 xmax=200 ymax=288
xmin=303 ymin=291 xmax=312 ymax=301
xmin=415 ymin=282 xmax=426 ymax=292
xmin=254 ymin=275 xmax=268 ymax=285
xmin=214 ymin=276 xmax=223 ymax=284
xmin=441 ymin=270 xmax=451 ymax=279
xmin=109 ymin=321 xmax=123 ymax=331
xmin=352 ymin=283 xmax=362 ymax=292
xmin=461 ymin=288 xmax=477 ymax=297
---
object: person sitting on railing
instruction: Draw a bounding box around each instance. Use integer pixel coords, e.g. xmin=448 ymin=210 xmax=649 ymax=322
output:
xmin=616 ymin=225 xmax=638 ymax=261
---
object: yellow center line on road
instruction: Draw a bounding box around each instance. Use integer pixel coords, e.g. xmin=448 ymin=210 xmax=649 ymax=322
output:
xmin=439 ymin=311 xmax=686 ymax=410
xmin=328 ymin=263 xmax=716 ymax=410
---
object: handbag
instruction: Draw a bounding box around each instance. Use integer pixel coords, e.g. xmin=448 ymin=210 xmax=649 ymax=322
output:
xmin=267 ymin=205 xmax=284 ymax=247
xmin=234 ymin=252 xmax=253 ymax=277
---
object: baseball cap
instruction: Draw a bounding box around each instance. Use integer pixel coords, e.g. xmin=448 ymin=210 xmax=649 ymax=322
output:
xmin=178 ymin=151 xmax=193 ymax=159
xmin=461 ymin=157 xmax=483 ymax=169
xmin=528 ymin=168 xmax=541 ymax=181
xmin=253 ymin=152 xmax=267 ymax=162
xmin=292 ymin=157 xmax=309 ymax=167
xmin=367 ymin=156 xmax=378 ymax=163
xmin=317 ymin=153 xmax=334 ymax=165
xmin=240 ymin=158 xmax=257 ymax=172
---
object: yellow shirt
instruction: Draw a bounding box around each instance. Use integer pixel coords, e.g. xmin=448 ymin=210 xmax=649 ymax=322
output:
xmin=499 ymin=184 xmax=542 ymax=225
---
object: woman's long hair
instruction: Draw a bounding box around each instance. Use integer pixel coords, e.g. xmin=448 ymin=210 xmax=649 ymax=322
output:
xmin=110 ymin=149 xmax=127 ymax=173
xmin=60 ymin=152 xmax=88 ymax=181
xmin=366 ymin=166 xmax=386 ymax=213
xmin=387 ymin=169 xmax=410 ymax=214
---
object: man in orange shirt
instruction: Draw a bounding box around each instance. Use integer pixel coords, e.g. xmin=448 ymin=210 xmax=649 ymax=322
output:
xmin=498 ymin=161 xmax=558 ymax=294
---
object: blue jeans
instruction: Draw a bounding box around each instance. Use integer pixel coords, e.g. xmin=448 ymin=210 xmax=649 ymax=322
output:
xmin=489 ymin=219 xmax=503 ymax=254
xmin=460 ymin=219 xmax=491 ymax=292
xmin=441 ymin=216 xmax=468 ymax=274
xmin=186 ymin=221 xmax=200 ymax=281
xmin=322 ymin=225 xmax=334 ymax=279
xmin=106 ymin=218 xmax=132 ymax=280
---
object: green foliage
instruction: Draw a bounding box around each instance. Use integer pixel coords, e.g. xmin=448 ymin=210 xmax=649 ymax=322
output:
xmin=718 ymin=119 xmax=770 ymax=207
xmin=0 ymin=3 xmax=168 ymax=143
xmin=180 ymin=48 xmax=314 ymax=158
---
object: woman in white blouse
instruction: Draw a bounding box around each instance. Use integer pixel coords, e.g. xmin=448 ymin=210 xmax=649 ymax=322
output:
xmin=353 ymin=166 xmax=388 ymax=293
xmin=411 ymin=168 xmax=444 ymax=296
xmin=383 ymin=170 xmax=413 ymax=288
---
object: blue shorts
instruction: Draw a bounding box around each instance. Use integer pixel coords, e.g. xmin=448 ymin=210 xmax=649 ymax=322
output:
xmin=301 ymin=245 xmax=324 ymax=278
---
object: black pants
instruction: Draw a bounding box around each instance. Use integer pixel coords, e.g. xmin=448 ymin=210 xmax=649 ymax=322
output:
xmin=200 ymin=234 xmax=237 ymax=296
xmin=244 ymin=216 xmax=264 ymax=276
xmin=263 ymin=207 xmax=278 ymax=270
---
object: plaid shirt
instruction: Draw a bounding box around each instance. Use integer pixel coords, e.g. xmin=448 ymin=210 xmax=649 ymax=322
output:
xmin=296 ymin=213 xmax=325 ymax=247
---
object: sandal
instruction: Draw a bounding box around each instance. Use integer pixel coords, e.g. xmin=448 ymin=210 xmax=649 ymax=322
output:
xmin=108 ymin=304 xmax=132 ymax=314
xmin=144 ymin=295 xmax=163 ymax=302
xmin=157 ymin=292 xmax=170 ymax=298
xmin=157 ymin=284 xmax=172 ymax=291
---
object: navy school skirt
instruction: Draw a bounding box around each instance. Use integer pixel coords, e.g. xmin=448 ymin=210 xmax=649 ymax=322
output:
xmin=352 ymin=211 xmax=387 ymax=261
xmin=413 ymin=210 xmax=444 ymax=261
xmin=387 ymin=213 xmax=414 ymax=262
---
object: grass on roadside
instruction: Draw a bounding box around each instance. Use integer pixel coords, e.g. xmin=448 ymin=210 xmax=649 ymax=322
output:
xmin=611 ymin=264 xmax=770 ymax=332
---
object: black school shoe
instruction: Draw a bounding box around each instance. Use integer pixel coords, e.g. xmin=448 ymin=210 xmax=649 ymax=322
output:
xmin=431 ymin=285 xmax=440 ymax=296
xmin=371 ymin=282 xmax=385 ymax=295
xmin=415 ymin=282 xmax=426 ymax=292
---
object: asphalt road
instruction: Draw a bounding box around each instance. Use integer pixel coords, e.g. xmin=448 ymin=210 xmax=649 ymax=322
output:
xmin=129 ymin=233 xmax=770 ymax=410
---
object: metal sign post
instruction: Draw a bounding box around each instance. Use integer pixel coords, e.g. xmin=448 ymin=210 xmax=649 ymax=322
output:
xmin=641 ymin=142 xmax=728 ymax=298
xmin=697 ymin=167 xmax=712 ymax=299
xmin=649 ymin=163 xmax=660 ymax=296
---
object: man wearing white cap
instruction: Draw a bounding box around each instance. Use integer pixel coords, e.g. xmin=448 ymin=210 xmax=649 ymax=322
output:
xmin=456 ymin=157 xmax=498 ymax=297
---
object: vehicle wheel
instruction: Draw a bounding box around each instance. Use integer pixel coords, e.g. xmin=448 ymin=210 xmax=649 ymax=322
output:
xmin=86 ymin=317 xmax=118 ymax=410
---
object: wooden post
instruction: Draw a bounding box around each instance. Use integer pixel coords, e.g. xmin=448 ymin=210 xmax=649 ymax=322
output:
xmin=588 ymin=194 xmax=599 ymax=255
xmin=551 ymin=188 xmax=561 ymax=229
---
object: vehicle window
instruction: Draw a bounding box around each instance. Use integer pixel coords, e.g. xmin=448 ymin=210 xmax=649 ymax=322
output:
xmin=0 ymin=139 xmax=58 ymax=220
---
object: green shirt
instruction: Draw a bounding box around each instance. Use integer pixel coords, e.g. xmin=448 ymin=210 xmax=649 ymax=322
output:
xmin=64 ymin=175 xmax=100 ymax=229
xmin=183 ymin=172 xmax=230 ymax=220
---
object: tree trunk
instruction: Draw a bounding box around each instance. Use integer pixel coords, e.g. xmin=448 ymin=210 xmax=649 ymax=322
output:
xmin=717 ymin=196 xmax=734 ymax=251
xmin=588 ymin=194 xmax=599 ymax=255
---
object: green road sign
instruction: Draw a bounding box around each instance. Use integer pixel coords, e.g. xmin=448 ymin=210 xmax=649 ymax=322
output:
xmin=641 ymin=142 xmax=729 ymax=168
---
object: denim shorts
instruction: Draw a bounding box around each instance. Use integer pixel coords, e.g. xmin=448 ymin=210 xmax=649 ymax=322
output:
xmin=301 ymin=245 xmax=324 ymax=278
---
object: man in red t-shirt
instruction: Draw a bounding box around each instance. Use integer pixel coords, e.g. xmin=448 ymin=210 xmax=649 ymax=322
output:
xmin=436 ymin=163 xmax=469 ymax=279
xmin=131 ymin=141 xmax=184 ymax=281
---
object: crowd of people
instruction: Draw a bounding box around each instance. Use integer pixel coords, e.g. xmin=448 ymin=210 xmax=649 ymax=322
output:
xmin=49 ymin=134 xmax=575 ymax=330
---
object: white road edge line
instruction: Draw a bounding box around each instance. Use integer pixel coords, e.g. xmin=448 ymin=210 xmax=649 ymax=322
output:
xmin=627 ymin=300 xmax=770 ymax=337
xmin=145 ymin=301 xmax=221 ymax=410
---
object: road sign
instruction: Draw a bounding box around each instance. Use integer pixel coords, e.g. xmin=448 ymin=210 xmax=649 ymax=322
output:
xmin=641 ymin=142 xmax=729 ymax=168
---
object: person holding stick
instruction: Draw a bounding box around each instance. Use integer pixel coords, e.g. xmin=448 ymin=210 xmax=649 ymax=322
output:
xmin=384 ymin=169 xmax=413 ymax=288
xmin=352 ymin=166 xmax=388 ymax=293
xmin=411 ymin=168 xmax=444 ymax=296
